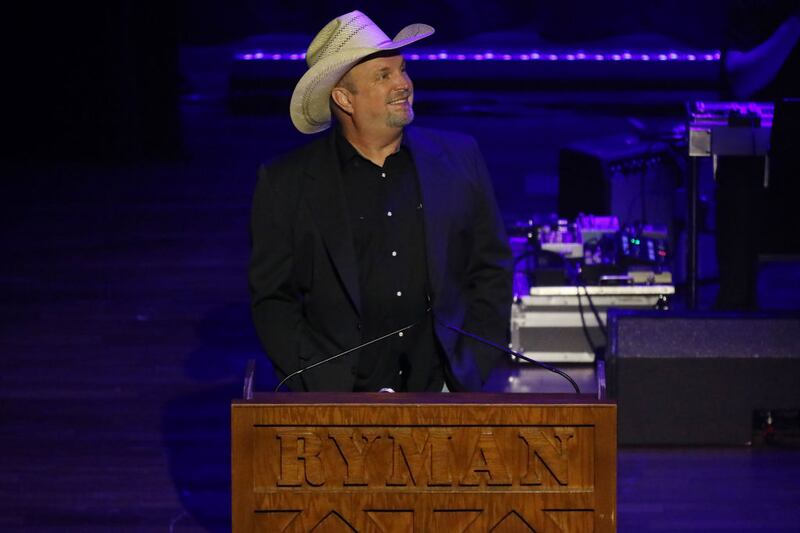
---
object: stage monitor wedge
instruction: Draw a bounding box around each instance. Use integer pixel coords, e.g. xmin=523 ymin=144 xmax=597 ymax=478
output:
xmin=607 ymin=310 xmax=800 ymax=445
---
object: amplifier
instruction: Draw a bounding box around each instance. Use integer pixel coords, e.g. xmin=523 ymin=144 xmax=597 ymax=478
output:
xmin=558 ymin=134 xmax=680 ymax=232
xmin=511 ymin=285 xmax=673 ymax=363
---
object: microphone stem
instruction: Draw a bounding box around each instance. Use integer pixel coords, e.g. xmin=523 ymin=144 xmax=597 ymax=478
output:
xmin=273 ymin=320 xmax=419 ymax=392
xmin=439 ymin=321 xmax=581 ymax=394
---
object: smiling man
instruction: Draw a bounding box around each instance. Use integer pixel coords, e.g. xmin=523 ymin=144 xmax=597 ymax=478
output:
xmin=249 ymin=11 xmax=512 ymax=392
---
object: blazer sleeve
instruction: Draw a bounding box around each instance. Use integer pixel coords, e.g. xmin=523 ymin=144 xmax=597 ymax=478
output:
xmin=248 ymin=163 xmax=307 ymax=384
xmin=460 ymin=136 xmax=514 ymax=382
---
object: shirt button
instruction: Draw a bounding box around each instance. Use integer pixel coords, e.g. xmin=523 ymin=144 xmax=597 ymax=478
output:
xmin=391 ymin=251 xmax=397 ymax=257
xmin=381 ymin=172 xmax=386 ymax=178
xmin=356 ymin=322 xmax=362 ymax=330
xmin=396 ymin=291 xmax=402 ymax=297
xmin=398 ymin=332 xmax=404 ymax=337
xmin=387 ymin=211 xmax=393 ymax=217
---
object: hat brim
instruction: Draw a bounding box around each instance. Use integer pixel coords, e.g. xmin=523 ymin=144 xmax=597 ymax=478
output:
xmin=290 ymin=23 xmax=434 ymax=134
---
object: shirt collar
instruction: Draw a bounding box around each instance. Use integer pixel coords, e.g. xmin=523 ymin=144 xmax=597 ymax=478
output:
xmin=335 ymin=126 xmax=410 ymax=169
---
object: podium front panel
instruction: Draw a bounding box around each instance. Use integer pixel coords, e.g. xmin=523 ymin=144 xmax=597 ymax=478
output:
xmin=232 ymin=393 xmax=616 ymax=532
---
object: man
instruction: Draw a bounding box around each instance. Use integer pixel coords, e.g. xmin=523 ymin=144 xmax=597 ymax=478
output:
xmin=249 ymin=11 xmax=512 ymax=392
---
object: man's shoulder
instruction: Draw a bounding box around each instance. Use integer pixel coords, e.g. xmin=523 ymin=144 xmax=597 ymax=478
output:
xmin=406 ymin=125 xmax=477 ymax=150
xmin=261 ymin=133 xmax=332 ymax=176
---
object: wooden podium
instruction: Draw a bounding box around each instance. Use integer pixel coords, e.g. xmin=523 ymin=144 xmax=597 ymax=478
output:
xmin=232 ymin=393 xmax=616 ymax=532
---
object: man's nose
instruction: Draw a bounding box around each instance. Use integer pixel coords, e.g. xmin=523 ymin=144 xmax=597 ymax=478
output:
xmin=395 ymin=72 xmax=411 ymax=90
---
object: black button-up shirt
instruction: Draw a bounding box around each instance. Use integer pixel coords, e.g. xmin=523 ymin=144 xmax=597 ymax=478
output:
xmin=336 ymin=129 xmax=444 ymax=392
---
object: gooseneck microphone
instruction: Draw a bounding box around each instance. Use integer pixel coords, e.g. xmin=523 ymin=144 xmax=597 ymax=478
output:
xmin=273 ymin=320 xmax=420 ymax=392
xmin=434 ymin=316 xmax=581 ymax=394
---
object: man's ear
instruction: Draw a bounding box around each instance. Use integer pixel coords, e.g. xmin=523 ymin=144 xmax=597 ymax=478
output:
xmin=331 ymin=87 xmax=354 ymax=115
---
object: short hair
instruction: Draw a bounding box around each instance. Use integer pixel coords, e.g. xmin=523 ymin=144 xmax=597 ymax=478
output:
xmin=335 ymin=69 xmax=358 ymax=94
xmin=330 ymin=69 xmax=357 ymax=121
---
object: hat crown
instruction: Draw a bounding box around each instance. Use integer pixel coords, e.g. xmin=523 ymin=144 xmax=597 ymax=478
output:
xmin=291 ymin=11 xmax=433 ymax=134
xmin=306 ymin=11 xmax=392 ymax=67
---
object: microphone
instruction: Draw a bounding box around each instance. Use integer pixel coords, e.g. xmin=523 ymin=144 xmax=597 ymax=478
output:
xmin=273 ymin=320 xmax=421 ymax=392
xmin=433 ymin=316 xmax=581 ymax=394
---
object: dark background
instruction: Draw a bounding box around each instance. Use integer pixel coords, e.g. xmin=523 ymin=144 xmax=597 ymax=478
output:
xmin=4 ymin=0 xmax=727 ymax=162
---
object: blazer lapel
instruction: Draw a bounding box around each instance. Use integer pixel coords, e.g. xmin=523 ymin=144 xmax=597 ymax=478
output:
xmin=405 ymin=128 xmax=450 ymax=301
xmin=304 ymin=133 xmax=362 ymax=316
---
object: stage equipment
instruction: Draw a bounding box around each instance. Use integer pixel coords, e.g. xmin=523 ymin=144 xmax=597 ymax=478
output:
xmin=510 ymin=285 xmax=673 ymax=364
xmin=539 ymin=218 xmax=583 ymax=259
xmin=688 ymin=101 xmax=773 ymax=164
xmin=607 ymin=310 xmax=800 ymax=445
xmin=508 ymin=215 xmax=575 ymax=290
xmin=685 ymin=101 xmax=774 ymax=308
xmin=558 ymin=135 xmax=680 ymax=235
xmin=617 ymin=224 xmax=670 ymax=268
xmin=509 ymin=214 xmax=672 ymax=290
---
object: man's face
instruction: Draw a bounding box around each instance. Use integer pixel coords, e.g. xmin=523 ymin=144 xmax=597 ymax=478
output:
xmin=343 ymin=53 xmax=414 ymax=130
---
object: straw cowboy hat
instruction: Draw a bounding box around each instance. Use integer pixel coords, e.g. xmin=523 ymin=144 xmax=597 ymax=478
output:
xmin=290 ymin=10 xmax=434 ymax=134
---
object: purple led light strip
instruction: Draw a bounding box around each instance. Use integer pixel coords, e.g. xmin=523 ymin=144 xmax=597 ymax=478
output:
xmin=236 ymin=50 xmax=720 ymax=62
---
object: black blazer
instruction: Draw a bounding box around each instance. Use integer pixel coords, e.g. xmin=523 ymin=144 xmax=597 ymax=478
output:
xmin=249 ymin=126 xmax=512 ymax=391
